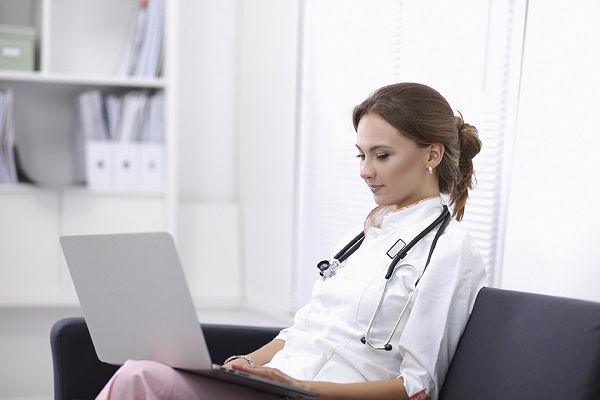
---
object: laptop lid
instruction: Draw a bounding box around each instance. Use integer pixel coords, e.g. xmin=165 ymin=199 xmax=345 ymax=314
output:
xmin=60 ymin=232 xmax=317 ymax=398
xmin=60 ymin=232 xmax=212 ymax=370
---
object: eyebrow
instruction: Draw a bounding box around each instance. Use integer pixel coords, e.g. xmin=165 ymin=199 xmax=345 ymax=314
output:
xmin=355 ymin=144 xmax=394 ymax=152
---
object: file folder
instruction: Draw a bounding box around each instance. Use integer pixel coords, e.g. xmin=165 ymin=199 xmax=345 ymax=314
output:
xmin=85 ymin=141 xmax=164 ymax=189
xmin=140 ymin=142 xmax=164 ymax=189
xmin=114 ymin=143 xmax=139 ymax=188
xmin=85 ymin=141 xmax=113 ymax=189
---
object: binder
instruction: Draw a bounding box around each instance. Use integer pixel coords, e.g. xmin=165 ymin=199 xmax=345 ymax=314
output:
xmin=85 ymin=141 xmax=113 ymax=189
xmin=79 ymin=88 xmax=164 ymax=189
xmin=114 ymin=143 xmax=139 ymax=188
xmin=118 ymin=0 xmax=165 ymax=77
xmin=0 ymin=89 xmax=17 ymax=183
xmin=78 ymin=90 xmax=109 ymax=141
xmin=140 ymin=142 xmax=164 ymax=189
xmin=135 ymin=0 xmax=165 ymax=77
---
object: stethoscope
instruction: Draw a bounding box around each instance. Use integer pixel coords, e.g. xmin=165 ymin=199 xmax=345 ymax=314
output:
xmin=317 ymin=205 xmax=452 ymax=351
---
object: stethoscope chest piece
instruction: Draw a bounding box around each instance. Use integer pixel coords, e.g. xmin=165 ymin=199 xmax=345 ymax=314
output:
xmin=318 ymin=259 xmax=340 ymax=279
xmin=317 ymin=231 xmax=365 ymax=281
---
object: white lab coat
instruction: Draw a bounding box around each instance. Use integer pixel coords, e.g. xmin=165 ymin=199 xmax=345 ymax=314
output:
xmin=266 ymin=197 xmax=487 ymax=399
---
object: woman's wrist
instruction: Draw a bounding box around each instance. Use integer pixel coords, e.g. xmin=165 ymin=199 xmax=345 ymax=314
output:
xmin=223 ymin=355 xmax=255 ymax=366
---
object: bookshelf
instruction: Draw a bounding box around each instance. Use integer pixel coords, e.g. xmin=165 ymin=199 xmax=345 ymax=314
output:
xmin=0 ymin=0 xmax=175 ymax=307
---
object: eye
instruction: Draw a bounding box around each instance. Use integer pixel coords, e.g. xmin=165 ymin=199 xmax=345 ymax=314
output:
xmin=355 ymin=154 xmax=365 ymax=160
xmin=376 ymin=153 xmax=389 ymax=160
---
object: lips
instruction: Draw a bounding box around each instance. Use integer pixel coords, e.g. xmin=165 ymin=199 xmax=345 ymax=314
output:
xmin=369 ymin=184 xmax=384 ymax=193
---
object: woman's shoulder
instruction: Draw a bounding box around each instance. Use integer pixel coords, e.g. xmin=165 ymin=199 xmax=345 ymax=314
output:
xmin=436 ymin=219 xmax=486 ymax=270
xmin=419 ymin=219 xmax=488 ymax=289
xmin=443 ymin=219 xmax=479 ymax=246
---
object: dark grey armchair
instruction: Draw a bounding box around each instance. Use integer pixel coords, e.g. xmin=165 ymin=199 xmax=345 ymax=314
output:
xmin=51 ymin=288 xmax=600 ymax=400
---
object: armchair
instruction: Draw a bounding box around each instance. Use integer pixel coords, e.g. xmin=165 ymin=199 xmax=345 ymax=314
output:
xmin=51 ymin=288 xmax=600 ymax=399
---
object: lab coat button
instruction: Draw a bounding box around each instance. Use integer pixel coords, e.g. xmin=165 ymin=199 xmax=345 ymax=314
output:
xmin=372 ymin=233 xmax=379 ymax=238
xmin=325 ymin=308 xmax=331 ymax=315
xmin=284 ymin=353 xmax=291 ymax=359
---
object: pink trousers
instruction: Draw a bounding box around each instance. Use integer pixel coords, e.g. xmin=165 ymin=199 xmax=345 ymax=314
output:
xmin=95 ymin=360 xmax=283 ymax=400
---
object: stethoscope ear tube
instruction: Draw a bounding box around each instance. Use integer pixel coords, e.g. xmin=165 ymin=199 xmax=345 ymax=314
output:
xmin=384 ymin=206 xmax=450 ymax=279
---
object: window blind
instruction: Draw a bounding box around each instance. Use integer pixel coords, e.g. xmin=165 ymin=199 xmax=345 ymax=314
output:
xmin=293 ymin=0 xmax=518 ymax=309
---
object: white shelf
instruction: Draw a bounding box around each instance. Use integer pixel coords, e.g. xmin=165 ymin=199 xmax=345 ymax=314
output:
xmin=0 ymin=70 xmax=167 ymax=89
xmin=60 ymin=186 xmax=166 ymax=198
xmin=0 ymin=295 xmax=80 ymax=309
xmin=0 ymin=183 xmax=54 ymax=194
xmin=0 ymin=184 xmax=165 ymax=197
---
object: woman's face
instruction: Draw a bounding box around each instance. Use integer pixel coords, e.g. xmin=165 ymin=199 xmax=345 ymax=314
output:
xmin=356 ymin=113 xmax=438 ymax=209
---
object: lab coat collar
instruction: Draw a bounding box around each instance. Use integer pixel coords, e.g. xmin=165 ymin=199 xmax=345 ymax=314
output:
xmin=364 ymin=197 xmax=444 ymax=233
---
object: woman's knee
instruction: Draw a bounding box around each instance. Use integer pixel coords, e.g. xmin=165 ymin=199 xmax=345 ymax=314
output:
xmin=106 ymin=360 xmax=175 ymax=399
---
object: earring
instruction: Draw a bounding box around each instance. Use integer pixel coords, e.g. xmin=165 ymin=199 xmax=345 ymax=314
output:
xmin=428 ymin=166 xmax=433 ymax=174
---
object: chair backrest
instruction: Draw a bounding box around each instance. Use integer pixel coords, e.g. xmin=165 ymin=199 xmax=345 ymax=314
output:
xmin=440 ymin=287 xmax=600 ymax=400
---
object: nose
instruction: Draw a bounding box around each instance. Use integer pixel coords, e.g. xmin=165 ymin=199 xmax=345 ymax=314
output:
xmin=360 ymin=158 xmax=374 ymax=180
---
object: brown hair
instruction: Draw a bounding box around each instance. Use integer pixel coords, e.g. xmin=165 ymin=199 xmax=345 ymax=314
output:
xmin=352 ymin=82 xmax=481 ymax=221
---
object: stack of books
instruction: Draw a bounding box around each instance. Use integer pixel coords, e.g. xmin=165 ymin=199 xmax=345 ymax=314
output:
xmin=119 ymin=0 xmax=165 ymax=78
xmin=77 ymin=89 xmax=164 ymax=144
xmin=0 ymin=89 xmax=17 ymax=184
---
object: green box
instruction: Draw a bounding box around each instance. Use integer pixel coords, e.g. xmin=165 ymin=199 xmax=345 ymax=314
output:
xmin=0 ymin=25 xmax=35 ymax=72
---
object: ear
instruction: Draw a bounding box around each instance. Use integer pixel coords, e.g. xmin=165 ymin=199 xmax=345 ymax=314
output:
xmin=426 ymin=143 xmax=444 ymax=169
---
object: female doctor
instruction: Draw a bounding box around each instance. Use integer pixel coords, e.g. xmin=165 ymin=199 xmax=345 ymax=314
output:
xmin=96 ymin=82 xmax=487 ymax=400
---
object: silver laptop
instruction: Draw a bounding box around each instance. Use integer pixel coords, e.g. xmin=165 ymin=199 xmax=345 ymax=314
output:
xmin=60 ymin=232 xmax=317 ymax=398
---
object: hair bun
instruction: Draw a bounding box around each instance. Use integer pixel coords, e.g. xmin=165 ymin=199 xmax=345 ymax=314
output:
xmin=456 ymin=116 xmax=482 ymax=162
xmin=452 ymin=115 xmax=482 ymax=220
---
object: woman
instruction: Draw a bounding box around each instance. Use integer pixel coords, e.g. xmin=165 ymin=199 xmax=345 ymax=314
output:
xmin=96 ymin=82 xmax=486 ymax=400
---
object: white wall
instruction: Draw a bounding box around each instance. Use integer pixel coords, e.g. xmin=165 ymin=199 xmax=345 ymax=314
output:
xmin=237 ymin=0 xmax=301 ymax=317
xmin=175 ymin=0 xmax=302 ymax=321
xmin=500 ymin=0 xmax=600 ymax=302
xmin=174 ymin=0 xmax=244 ymax=310
xmin=176 ymin=0 xmax=238 ymax=202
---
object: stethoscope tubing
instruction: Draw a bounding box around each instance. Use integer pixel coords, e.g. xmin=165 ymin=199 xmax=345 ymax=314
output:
xmin=361 ymin=285 xmax=416 ymax=351
xmin=335 ymin=231 xmax=365 ymax=263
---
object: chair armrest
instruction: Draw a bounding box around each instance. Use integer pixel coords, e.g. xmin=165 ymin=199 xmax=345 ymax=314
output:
xmin=50 ymin=317 xmax=282 ymax=400
xmin=50 ymin=317 xmax=120 ymax=400
xmin=201 ymin=323 xmax=282 ymax=365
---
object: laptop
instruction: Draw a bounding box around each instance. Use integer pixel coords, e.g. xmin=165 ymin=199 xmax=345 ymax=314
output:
xmin=60 ymin=232 xmax=317 ymax=399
